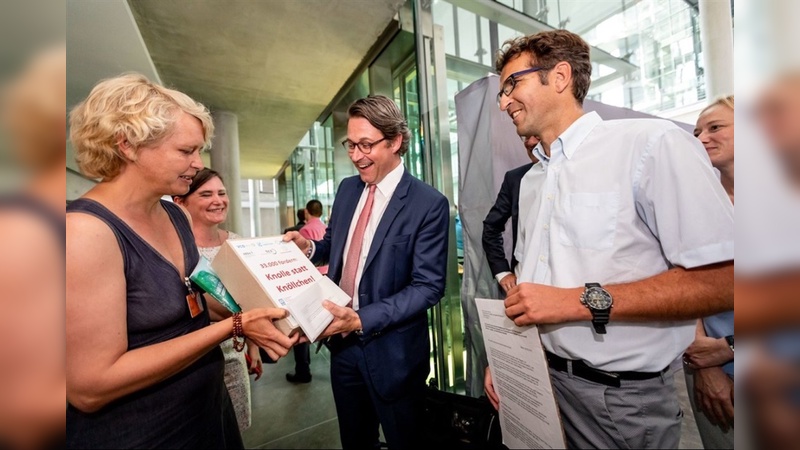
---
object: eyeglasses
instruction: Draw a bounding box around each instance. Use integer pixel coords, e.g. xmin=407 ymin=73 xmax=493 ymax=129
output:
xmin=341 ymin=137 xmax=387 ymax=155
xmin=497 ymin=66 xmax=548 ymax=105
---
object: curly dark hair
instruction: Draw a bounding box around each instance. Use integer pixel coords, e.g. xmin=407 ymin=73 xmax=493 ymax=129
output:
xmin=495 ymin=30 xmax=592 ymax=105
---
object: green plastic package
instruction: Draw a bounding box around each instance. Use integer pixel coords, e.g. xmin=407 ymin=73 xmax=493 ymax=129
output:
xmin=189 ymin=256 xmax=242 ymax=313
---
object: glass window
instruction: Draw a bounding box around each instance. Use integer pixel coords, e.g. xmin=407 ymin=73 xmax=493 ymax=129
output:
xmin=456 ymin=7 xmax=480 ymax=64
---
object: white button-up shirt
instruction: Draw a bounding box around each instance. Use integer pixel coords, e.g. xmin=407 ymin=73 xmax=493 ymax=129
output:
xmin=343 ymin=162 xmax=405 ymax=310
xmin=515 ymin=111 xmax=734 ymax=372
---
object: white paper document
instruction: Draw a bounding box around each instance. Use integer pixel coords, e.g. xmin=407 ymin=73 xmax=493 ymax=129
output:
xmin=284 ymin=276 xmax=351 ymax=342
xmin=476 ymin=298 xmax=566 ymax=449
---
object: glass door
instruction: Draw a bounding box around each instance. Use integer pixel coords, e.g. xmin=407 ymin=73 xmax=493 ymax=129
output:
xmin=385 ymin=26 xmax=466 ymax=393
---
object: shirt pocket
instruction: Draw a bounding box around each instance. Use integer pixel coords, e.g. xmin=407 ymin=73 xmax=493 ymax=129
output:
xmin=558 ymin=192 xmax=619 ymax=250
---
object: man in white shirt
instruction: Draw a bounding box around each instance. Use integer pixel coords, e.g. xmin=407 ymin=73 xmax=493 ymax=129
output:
xmin=483 ymin=30 xmax=734 ymax=449
xmin=285 ymin=95 xmax=449 ymax=449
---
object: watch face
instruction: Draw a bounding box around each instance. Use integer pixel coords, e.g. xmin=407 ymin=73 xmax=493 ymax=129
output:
xmin=584 ymin=287 xmax=612 ymax=309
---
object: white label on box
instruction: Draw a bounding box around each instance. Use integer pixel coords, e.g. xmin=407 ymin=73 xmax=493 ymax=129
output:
xmin=225 ymin=236 xmax=325 ymax=329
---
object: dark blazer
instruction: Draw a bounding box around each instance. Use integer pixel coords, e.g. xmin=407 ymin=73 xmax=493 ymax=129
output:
xmin=482 ymin=162 xmax=534 ymax=277
xmin=312 ymin=170 xmax=449 ymax=400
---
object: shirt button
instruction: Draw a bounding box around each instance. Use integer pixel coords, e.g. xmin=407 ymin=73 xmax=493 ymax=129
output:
xmin=543 ymin=224 xmax=550 ymax=230
xmin=539 ymin=255 xmax=546 ymax=262
xmin=547 ymin=194 xmax=554 ymax=200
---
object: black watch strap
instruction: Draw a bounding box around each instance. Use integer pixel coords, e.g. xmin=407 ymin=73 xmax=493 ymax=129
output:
xmin=725 ymin=335 xmax=734 ymax=351
xmin=591 ymin=309 xmax=609 ymax=334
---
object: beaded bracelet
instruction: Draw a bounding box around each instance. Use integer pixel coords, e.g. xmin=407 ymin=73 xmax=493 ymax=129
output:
xmin=232 ymin=312 xmax=245 ymax=352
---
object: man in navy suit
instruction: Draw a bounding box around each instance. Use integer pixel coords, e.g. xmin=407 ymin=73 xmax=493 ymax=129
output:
xmin=482 ymin=135 xmax=539 ymax=294
xmin=284 ymin=95 xmax=449 ymax=449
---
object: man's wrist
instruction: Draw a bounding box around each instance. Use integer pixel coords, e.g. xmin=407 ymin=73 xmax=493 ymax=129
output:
xmin=353 ymin=314 xmax=364 ymax=335
xmin=305 ymin=240 xmax=315 ymax=259
xmin=495 ymin=271 xmax=513 ymax=283
xmin=577 ymin=287 xmax=596 ymax=321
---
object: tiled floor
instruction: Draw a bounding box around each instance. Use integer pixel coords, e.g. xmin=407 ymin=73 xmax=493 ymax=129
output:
xmin=243 ymin=350 xmax=703 ymax=449
xmin=243 ymin=347 xmax=341 ymax=449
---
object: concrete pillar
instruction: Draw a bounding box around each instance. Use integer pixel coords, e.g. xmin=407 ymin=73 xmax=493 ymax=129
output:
xmin=699 ymin=0 xmax=734 ymax=99
xmin=248 ymin=179 xmax=261 ymax=237
xmin=210 ymin=111 xmax=243 ymax=235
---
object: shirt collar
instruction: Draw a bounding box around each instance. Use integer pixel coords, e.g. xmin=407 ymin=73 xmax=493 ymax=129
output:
xmin=559 ymin=111 xmax=602 ymax=160
xmin=533 ymin=111 xmax=602 ymax=167
xmin=532 ymin=143 xmax=549 ymax=166
xmin=372 ymin=160 xmax=405 ymax=198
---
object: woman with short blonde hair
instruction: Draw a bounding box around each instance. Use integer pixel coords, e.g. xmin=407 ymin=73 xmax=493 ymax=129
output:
xmin=69 ymin=73 xmax=214 ymax=180
xmin=66 ymin=73 xmax=297 ymax=448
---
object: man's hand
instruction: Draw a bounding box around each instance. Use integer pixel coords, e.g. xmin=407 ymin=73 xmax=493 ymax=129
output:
xmin=484 ymin=366 xmax=500 ymax=410
xmin=693 ymin=366 xmax=734 ymax=431
xmin=504 ymin=283 xmax=587 ymax=326
xmin=685 ymin=335 xmax=734 ymax=369
xmin=283 ymin=231 xmax=310 ymax=255
xmin=499 ymin=273 xmax=517 ymax=295
xmin=319 ymin=300 xmax=362 ymax=339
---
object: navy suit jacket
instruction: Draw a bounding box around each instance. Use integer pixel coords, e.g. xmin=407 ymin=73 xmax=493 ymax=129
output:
xmin=482 ymin=162 xmax=534 ymax=277
xmin=311 ymin=170 xmax=449 ymax=400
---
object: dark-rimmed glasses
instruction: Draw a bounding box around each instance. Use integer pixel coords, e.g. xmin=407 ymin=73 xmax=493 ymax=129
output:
xmin=497 ymin=66 xmax=547 ymax=105
xmin=341 ymin=137 xmax=387 ymax=154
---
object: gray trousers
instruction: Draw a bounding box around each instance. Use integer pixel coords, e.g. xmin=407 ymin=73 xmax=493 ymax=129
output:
xmin=550 ymin=366 xmax=683 ymax=449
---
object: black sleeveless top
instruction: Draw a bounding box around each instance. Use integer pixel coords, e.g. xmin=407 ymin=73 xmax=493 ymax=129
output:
xmin=66 ymin=199 xmax=242 ymax=449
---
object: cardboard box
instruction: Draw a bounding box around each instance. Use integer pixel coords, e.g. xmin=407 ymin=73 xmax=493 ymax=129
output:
xmin=212 ymin=236 xmax=325 ymax=335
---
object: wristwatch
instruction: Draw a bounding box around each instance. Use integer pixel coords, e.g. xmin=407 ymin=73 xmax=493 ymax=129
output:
xmin=580 ymin=282 xmax=613 ymax=334
xmin=725 ymin=335 xmax=734 ymax=352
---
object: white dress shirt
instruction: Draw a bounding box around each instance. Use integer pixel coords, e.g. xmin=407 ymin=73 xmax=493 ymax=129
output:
xmin=515 ymin=111 xmax=734 ymax=372
xmin=343 ymin=161 xmax=405 ymax=310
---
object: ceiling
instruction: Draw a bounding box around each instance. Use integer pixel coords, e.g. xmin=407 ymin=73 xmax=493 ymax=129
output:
xmin=68 ymin=0 xmax=404 ymax=178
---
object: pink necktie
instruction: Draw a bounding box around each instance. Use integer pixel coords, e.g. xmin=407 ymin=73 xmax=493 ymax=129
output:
xmin=340 ymin=184 xmax=377 ymax=301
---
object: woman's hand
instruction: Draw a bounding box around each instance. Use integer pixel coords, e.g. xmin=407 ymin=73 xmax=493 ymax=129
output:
xmin=685 ymin=335 xmax=733 ymax=369
xmin=241 ymin=308 xmax=298 ymax=361
xmin=693 ymin=366 xmax=734 ymax=431
xmin=245 ymin=339 xmax=263 ymax=380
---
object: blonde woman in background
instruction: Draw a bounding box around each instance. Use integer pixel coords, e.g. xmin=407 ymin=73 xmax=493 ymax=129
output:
xmin=66 ymin=74 xmax=297 ymax=448
xmin=684 ymin=95 xmax=735 ymax=449
xmin=174 ymin=168 xmax=262 ymax=433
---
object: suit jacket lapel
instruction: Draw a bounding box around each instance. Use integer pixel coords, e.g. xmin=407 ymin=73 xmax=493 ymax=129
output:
xmin=363 ymin=171 xmax=411 ymax=273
